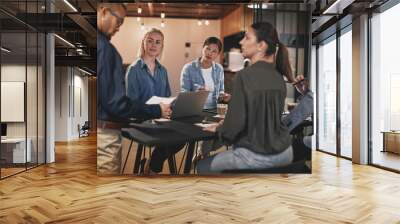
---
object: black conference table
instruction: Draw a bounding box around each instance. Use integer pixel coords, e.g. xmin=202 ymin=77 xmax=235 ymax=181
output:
xmin=121 ymin=111 xmax=220 ymax=175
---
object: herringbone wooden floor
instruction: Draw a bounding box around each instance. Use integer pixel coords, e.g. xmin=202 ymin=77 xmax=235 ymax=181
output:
xmin=1 ymin=135 xmax=400 ymax=223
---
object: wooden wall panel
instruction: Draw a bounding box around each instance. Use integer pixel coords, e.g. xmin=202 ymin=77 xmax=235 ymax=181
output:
xmin=221 ymin=6 xmax=244 ymax=38
xmin=221 ymin=6 xmax=253 ymax=38
xmin=88 ymin=77 xmax=97 ymax=133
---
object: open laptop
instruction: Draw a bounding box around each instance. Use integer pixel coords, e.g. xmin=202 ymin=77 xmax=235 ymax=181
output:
xmin=171 ymin=91 xmax=209 ymax=120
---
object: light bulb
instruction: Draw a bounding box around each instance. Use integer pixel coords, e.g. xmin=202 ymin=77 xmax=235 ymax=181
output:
xmin=138 ymin=7 xmax=142 ymax=14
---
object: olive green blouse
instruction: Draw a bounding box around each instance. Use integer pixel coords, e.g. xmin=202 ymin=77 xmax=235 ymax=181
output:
xmin=217 ymin=61 xmax=291 ymax=155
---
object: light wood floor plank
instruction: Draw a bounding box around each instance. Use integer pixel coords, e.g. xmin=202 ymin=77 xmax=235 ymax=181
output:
xmin=0 ymin=135 xmax=399 ymax=223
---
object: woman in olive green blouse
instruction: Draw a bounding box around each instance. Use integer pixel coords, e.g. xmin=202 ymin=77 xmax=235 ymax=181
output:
xmin=197 ymin=22 xmax=295 ymax=174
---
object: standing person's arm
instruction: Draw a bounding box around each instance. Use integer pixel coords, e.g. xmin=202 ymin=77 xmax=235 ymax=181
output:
xmin=180 ymin=64 xmax=192 ymax=92
xmin=98 ymin=46 xmax=161 ymax=120
xmin=125 ymin=65 xmax=141 ymax=102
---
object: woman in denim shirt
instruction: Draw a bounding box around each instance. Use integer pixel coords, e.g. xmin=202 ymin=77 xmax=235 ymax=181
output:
xmin=180 ymin=37 xmax=231 ymax=109
xmin=126 ymin=28 xmax=171 ymax=118
xmin=126 ymin=28 xmax=182 ymax=174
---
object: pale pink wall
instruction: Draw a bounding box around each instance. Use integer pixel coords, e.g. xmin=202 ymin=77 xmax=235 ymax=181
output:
xmin=111 ymin=17 xmax=221 ymax=96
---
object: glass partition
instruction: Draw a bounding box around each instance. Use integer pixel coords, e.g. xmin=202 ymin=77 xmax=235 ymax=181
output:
xmin=370 ymin=3 xmax=400 ymax=171
xmin=0 ymin=18 xmax=28 ymax=178
xmin=0 ymin=0 xmax=46 ymax=179
xmin=317 ymin=36 xmax=337 ymax=155
xmin=339 ymin=28 xmax=352 ymax=158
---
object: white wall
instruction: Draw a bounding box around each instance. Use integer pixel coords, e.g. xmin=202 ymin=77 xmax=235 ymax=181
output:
xmin=55 ymin=67 xmax=68 ymax=141
xmin=111 ymin=17 xmax=221 ymax=96
xmin=54 ymin=67 xmax=89 ymax=141
xmin=1 ymin=65 xmax=35 ymax=137
xmin=1 ymin=64 xmax=46 ymax=163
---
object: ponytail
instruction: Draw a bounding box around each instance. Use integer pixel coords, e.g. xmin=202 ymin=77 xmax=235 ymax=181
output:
xmin=251 ymin=22 xmax=294 ymax=83
xmin=276 ymin=42 xmax=294 ymax=83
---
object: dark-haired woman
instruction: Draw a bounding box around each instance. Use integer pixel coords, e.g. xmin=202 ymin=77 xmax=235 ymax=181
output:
xmin=180 ymin=36 xmax=230 ymax=109
xmin=197 ymin=22 xmax=294 ymax=174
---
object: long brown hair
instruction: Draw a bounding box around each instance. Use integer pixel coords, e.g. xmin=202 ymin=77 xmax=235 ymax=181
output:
xmin=251 ymin=22 xmax=294 ymax=83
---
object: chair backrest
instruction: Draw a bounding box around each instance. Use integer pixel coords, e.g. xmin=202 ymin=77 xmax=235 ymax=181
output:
xmin=82 ymin=121 xmax=90 ymax=129
xmin=290 ymin=120 xmax=313 ymax=162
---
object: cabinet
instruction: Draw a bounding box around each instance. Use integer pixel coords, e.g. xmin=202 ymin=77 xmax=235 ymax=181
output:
xmin=382 ymin=131 xmax=400 ymax=154
xmin=1 ymin=138 xmax=32 ymax=164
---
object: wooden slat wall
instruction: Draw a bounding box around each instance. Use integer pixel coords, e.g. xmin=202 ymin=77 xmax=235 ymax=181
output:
xmin=221 ymin=5 xmax=252 ymax=38
xmin=88 ymin=77 xmax=97 ymax=133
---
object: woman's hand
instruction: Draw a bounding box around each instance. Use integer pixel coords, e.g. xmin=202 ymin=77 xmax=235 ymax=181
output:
xmin=159 ymin=103 xmax=172 ymax=119
xmin=293 ymin=75 xmax=309 ymax=95
xmin=219 ymin=93 xmax=231 ymax=103
xmin=203 ymin=120 xmax=224 ymax=132
xmin=203 ymin=124 xmax=218 ymax=132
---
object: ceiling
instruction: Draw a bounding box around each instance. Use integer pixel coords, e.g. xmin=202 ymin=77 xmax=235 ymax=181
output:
xmin=125 ymin=3 xmax=240 ymax=19
xmin=0 ymin=0 xmax=96 ymax=73
xmin=1 ymin=0 xmax=393 ymax=75
xmin=0 ymin=0 xmax=97 ymax=14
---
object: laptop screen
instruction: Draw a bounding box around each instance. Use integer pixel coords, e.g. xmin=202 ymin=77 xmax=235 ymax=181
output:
xmin=171 ymin=91 xmax=209 ymax=119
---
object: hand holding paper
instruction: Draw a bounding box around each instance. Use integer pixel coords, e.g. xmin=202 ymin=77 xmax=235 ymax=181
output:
xmin=146 ymin=96 xmax=176 ymax=105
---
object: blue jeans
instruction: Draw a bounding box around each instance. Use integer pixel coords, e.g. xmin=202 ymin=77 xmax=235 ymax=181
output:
xmin=196 ymin=146 xmax=293 ymax=174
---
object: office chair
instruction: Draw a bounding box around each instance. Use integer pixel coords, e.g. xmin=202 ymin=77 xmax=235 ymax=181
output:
xmin=78 ymin=121 xmax=90 ymax=138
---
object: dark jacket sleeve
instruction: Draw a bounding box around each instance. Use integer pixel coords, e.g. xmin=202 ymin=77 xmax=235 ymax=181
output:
xmin=98 ymin=44 xmax=161 ymax=121
xmin=282 ymin=91 xmax=313 ymax=132
xmin=216 ymin=72 xmax=247 ymax=143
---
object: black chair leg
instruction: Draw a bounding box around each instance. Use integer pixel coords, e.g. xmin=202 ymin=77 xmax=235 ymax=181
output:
xmin=133 ymin=144 xmax=144 ymax=174
xmin=168 ymin=155 xmax=177 ymax=174
xmin=139 ymin=158 xmax=147 ymax=175
xmin=184 ymin=142 xmax=196 ymax=174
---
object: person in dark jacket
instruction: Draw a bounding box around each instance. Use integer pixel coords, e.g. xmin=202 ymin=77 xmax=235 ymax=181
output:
xmin=97 ymin=3 xmax=171 ymax=174
xmin=197 ymin=22 xmax=295 ymax=174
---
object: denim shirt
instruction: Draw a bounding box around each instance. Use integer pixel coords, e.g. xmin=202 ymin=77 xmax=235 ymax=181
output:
xmin=180 ymin=59 xmax=224 ymax=109
xmin=97 ymin=31 xmax=160 ymax=122
xmin=282 ymin=91 xmax=314 ymax=132
xmin=126 ymin=58 xmax=171 ymax=118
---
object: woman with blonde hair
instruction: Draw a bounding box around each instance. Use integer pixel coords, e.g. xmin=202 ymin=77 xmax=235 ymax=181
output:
xmin=126 ymin=28 xmax=170 ymax=116
xmin=126 ymin=28 xmax=182 ymax=174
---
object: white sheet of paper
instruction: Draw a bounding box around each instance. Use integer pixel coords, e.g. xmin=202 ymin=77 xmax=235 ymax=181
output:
xmin=145 ymin=96 xmax=176 ymax=105
xmin=213 ymin=114 xmax=225 ymax=119
xmin=153 ymin=118 xmax=171 ymax=123
xmin=194 ymin=123 xmax=217 ymax=128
